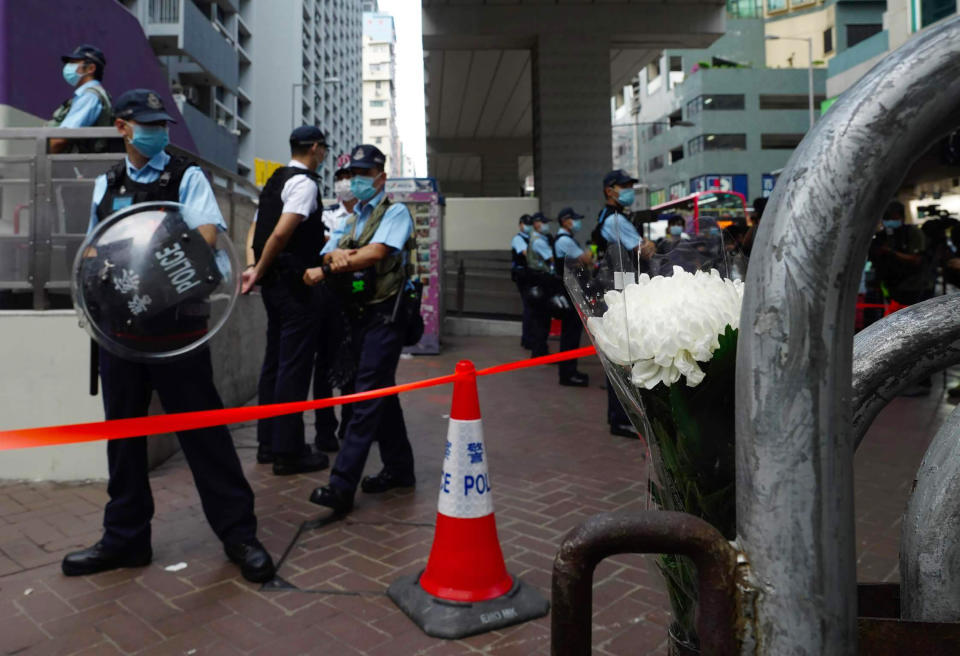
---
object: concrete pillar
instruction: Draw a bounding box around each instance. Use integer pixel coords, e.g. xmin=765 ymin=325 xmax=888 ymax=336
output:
xmin=481 ymin=153 xmax=520 ymax=197
xmin=532 ymin=38 xmax=611 ymax=222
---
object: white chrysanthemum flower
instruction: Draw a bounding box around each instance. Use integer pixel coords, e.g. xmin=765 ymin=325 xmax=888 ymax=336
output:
xmin=589 ymin=267 xmax=744 ymax=389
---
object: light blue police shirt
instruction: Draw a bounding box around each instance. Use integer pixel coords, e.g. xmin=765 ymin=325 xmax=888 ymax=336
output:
xmin=60 ymin=81 xmax=106 ymax=129
xmin=530 ymin=231 xmax=554 ymax=261
xmin=88 ymin=150 xmax=227 ymax=234
xmin=600 ymin=211 xmax=641 ymax=251
xmin=321 ymin=189 xmax=412 ymax=255
xmin=554 ymin=228 xmax=584 ymax=259
xmin=511 ymin=233 xmax=528 ymax=255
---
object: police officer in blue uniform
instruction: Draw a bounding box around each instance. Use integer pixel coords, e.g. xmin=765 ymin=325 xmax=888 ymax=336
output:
xmin=302 ymin=145 xmax=416 ymax=515
xmin=511 ymin=214 xmax=534 ymax=349
xmin=240 ymin=126 xmax=332 ymax=474
xmin=49 ymin=44 xmax=112 ymax=154
xmin=62 ymin=89 xmax=274 ymax=583
xmin=526 ymin=212 xmax=555 ymax=358
xmin=592 ymin=170 xmax=656 ymax=438
xmin=553 ymin=207 xmax=593 ymax=387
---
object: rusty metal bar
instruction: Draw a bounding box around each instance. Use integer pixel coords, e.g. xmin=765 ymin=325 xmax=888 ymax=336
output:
xmin=736 ymin=15 xmax=960 ymax=655
xmin=551 ymin=511 xmax=737 ymax=656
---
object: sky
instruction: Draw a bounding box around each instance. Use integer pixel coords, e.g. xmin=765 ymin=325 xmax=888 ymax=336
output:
xmin=377 ymin=0 xmax=427 ymax=177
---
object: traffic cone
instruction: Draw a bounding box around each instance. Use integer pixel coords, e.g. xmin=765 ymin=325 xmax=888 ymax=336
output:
xmin=387 ymin=360 xmax=550 ymax=639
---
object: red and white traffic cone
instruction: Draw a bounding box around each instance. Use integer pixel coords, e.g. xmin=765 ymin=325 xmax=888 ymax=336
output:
xmin=387 ymin=360 xmax=549 ymax=639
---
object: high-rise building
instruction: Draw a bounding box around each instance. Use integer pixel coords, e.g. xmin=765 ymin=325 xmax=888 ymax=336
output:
xmin=248 ymin=0 xmax=362 ymax=195
xmin=362 ymin=9 xmax=401 ymax=177
xmin=118 ymin=0 xmax=253 ymax=174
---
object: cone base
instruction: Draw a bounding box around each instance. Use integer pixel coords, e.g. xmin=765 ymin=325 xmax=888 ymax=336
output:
xmin=387 ymin=570 xmax=550 ymax=640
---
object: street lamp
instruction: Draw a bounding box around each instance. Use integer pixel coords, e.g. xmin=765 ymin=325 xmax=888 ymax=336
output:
xmin=291 ymin=77 xmax=342 ymax=129
xmin=766 ymin=35 xmax=815 ymax=130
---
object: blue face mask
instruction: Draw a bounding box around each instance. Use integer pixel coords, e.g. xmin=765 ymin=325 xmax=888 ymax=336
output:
xmin=883 ymin=219 xmax=902 ymax=231
xmin=521 ymin=224 xmax=533 ymax=235
xmin=669 ymin=225 xmax=683 ymax=236
xmin=537 ymin=223 xmax=550 ymax=234
xmin=62 ymin=62 xmax=83 ymax=87
xmin=570 ymin=219 xmax=583 ymax=233
xmin=128 ymin=123 xmax=169 ymax=158
xmin=617 ymin=188 xmax=635 ymax=207
xmin=350 ymin=175 xmax=378 ymax=202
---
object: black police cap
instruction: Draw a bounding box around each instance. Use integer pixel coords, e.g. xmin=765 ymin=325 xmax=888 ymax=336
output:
xmin=519 ymin=214 xmax=533 ymax=225
xmin=603 ymin=169 xmax=638 ymax=188
xmin=531 ymin=212 xmax=550 ymax=223
xmin=113 ymin=89 xmax=176 ymax=123
xmin=348 ymin=144 xmax=387 ymax=170
xmin=557 ymin=206 xmax=583 ymax=221
xmin=290 ymin=125 xmax=328 ymax=146
xmin=61 ymin=44 xmax=106 ymax=67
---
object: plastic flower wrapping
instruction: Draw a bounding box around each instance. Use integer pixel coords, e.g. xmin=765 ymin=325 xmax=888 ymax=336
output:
xmin=564 ymin=221 xmax=746 ymax=650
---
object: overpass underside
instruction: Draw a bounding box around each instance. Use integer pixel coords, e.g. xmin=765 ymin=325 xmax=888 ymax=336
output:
xmin=422 ymin=0 xmax=726 ymax=221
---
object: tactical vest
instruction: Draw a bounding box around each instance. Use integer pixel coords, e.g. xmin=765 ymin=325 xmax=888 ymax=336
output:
xmin=48 ymin=84 xmax=114 ymax=153
xmin=553 ymin=230 xmax=582 ymax=281
xmin=337 ymin=197 xmax=416 ymax=305
xmin=252 ymin=167 xmax=325 ymax=281
xmin=526 ymin=231 xmax=553 ymax=274
xmin=96 ymin=153 xmax=194 ymax=224
xmin=511 ymin=232 xmax=529 ymax=271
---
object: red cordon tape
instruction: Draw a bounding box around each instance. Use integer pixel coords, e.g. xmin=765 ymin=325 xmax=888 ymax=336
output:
xmin=0 ymin=346 xmax=598 ymax=451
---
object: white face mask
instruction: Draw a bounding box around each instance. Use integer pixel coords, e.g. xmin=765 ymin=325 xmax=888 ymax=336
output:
xmin=334 ymin=178 xmax=354 ymax=201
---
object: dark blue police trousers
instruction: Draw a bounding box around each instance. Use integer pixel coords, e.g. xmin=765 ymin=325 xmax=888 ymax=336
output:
xmin=257 ymin=279 xmax=322 ymax=455
xmin=99 ymin=348 xmax=257 ymax=551
xmin=558 ymin=313 xmax=583 ymax=380
xmin=329 ymin=299 xmax=414 ymax=495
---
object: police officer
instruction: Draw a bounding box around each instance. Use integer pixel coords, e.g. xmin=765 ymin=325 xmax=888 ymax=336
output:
xmin=313 ymin=162 xmax=358 ymax=450
xmin=302 ymin=144 xmax=416 ymax=515
xmin=526 ymin=211 xmax=554 ymax=358
xmin=553 ymin=207 xmax=592 ymax=387
xmin=511 ymin=214 xmax=534 ymax=349
xmin=240 ymin=126 xmax=331 ymax=474
xmin=62 ymin=89 xmax=274 ymax=583
xmin=593 ymin=170 xmax=656 ymax=438
xmin=49 ymin=44 xmax=112 ymax=154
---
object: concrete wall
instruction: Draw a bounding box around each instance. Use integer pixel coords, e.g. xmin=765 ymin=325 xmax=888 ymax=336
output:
xmin=443 ymin=197 xmax=540 ymax=251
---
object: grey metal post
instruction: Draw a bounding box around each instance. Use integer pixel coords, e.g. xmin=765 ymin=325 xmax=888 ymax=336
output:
xmin=735 ymin=16 xmax=960 ymax=655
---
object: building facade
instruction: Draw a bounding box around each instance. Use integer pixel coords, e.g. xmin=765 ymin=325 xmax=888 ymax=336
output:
xmin=247 ymin=0 xmax=362 ymax=195
xmin=118 ymin=0 xmax=251 ymax=174
xmin=362 ymin=10 xmax=401 ymax=176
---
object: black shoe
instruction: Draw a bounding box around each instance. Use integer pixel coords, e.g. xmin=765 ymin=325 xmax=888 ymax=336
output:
xmin=272 ymin=448 xmax=329 ymax=476
xmin=308 ymin=484 xmax=354 ymax=515
xmin=224 ymin=539 xmax=276 ymax=583
xmin=559 ymin=372 xmax=590 ymax=387
xmin=610 ymin=423 xmax=636 ymax=439
xmin=315 ymin=432 xmax=340 ymax=453
xmin=256 ymin=444 xmax=274 ymax=465
xmin=361 ymin=470 xmax=416 ymax=494
xmin=61 ymin=541 xmax=152 ymax=577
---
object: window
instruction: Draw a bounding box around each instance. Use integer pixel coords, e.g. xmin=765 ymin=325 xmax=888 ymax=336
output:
xmin=823 ymin=27 xmax=833 ymax=54
xmin=726 ymin=0 xmax=762 ymax=18
xmin=759 ymin=94 xmax=827 ymax=109
xmin=669 ymin=56 xmax=684 ymax=88
xmin=648 ymin=155 xmax=665 ymax=172
xmin=370 ymin=100 xmax=386 ymax=107
xmin=668 ymin=109 xmax=684 ymax=127
xmin=646 ymin=59 xmax=662 ymax=95
xmin=375 ymin=137 xmax=383 ymax=144
xmin=370 ymin=118 xmax=387 ymax=126
xmin=688 ymin=134 xmax=747 ymax=154
xmin=687 ymin=94 xmax=745 ymax=115
xmin=766 ymin=0 xmax=787 ymax=12
xmin=670 ymin=146 xmax=684 ymax=164
xmin=761 ymin=134 xmax=804 ymax=149
xmin=847 ymin=24 xmax=882 ymax=47
xmin=921 ymin=0 xmax=956 ymax=28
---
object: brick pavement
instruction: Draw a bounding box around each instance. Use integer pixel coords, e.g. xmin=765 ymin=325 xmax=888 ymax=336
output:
xmin=0 ymin=335 xmax=955 ymax=655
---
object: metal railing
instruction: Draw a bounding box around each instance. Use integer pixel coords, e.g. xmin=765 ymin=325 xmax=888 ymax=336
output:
xmin=0 ymin=127 xmax=258 ymax=311
xmin=148 ymin=0 xmax=180 ymax=24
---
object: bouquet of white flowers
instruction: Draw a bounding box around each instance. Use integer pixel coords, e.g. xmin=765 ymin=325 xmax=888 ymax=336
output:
xmin=565 ymin=231 xmax=745 ymax=654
